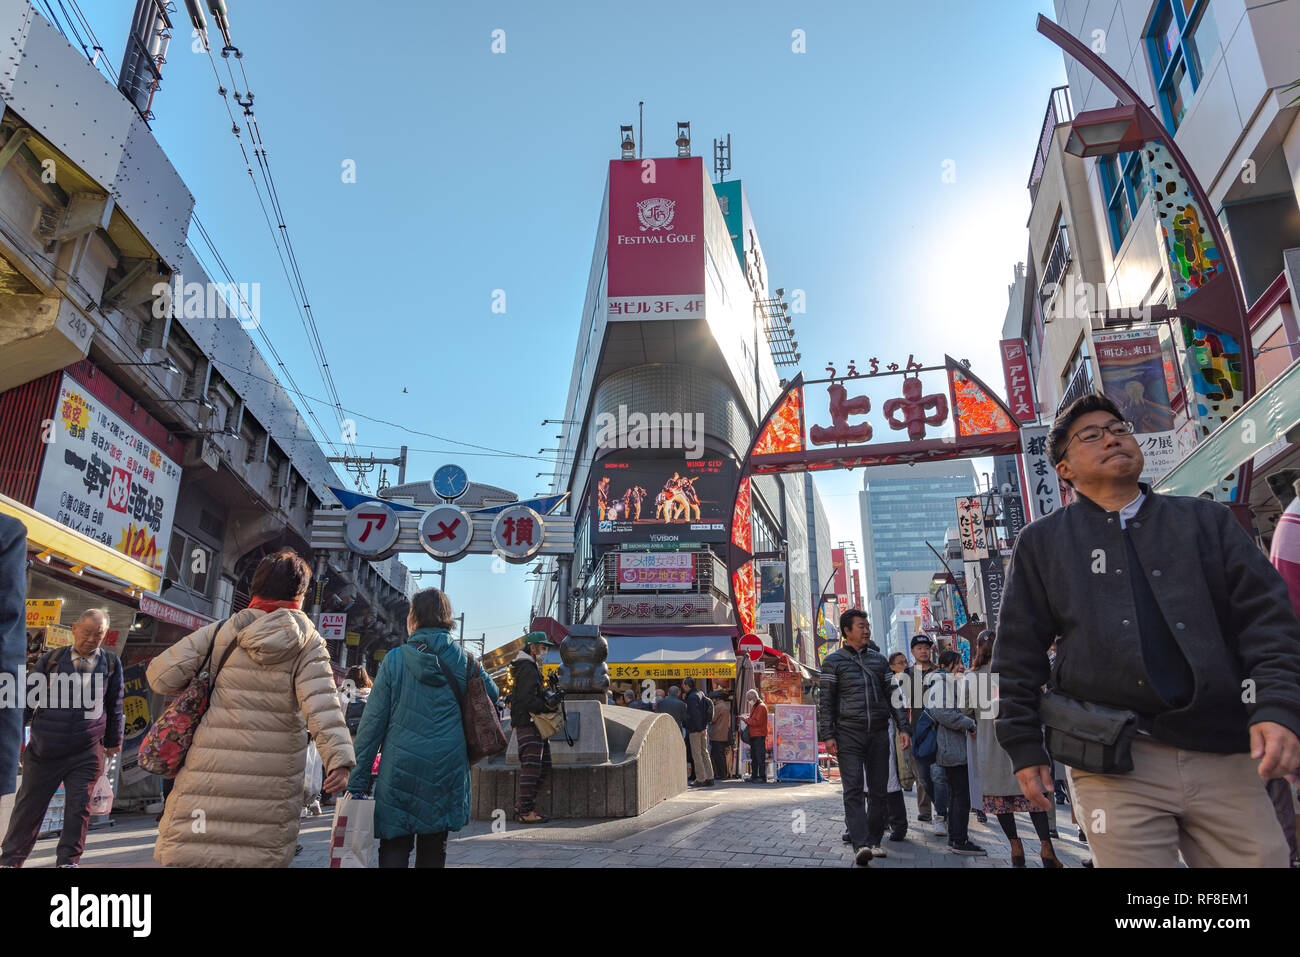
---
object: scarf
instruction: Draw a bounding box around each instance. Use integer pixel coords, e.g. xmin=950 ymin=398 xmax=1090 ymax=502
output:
xmin=249 ymin=597 xmax=302 ymax=613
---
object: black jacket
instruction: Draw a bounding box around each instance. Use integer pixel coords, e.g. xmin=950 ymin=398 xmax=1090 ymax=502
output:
xmin=817 ymin=641 xmax=910 ymax=743
xmin=994 ymin=487 xmax=1300 ymax=771
xmin=0 ymin=515 xmax=25 ymax=794
xmin=29 ymin=645 xmax=124 ymax=759
xmin=655 ymin=695 xmax=688 ymax=730
xmin=684 ymin=689 xmax=714 ymax=733
xmin=509 ymin=654 xmax=553 ymax=729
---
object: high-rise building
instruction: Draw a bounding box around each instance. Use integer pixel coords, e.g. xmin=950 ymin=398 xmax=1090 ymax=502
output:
xmin=859 ymin=461 xmax=977 ymax=633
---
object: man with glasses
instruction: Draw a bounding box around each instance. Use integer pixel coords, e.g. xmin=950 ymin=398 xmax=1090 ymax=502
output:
xmin=993 ymin=393 xmax=1300 ymax=867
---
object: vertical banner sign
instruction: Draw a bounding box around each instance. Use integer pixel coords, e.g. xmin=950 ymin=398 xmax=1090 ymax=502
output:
xmin=607 ymin=157 xmax=706 ymax=320
xmin=954 ymin=498 xmax=989 ymax=560
xmin=830 ymin=547 xmax=849 ymax=616
xmin=1003 ymin=493 xmax=1027 ymax=545
xmin=1093 ymin=328 xmax=1179 ymax=483
xmin=978 ymin=556 xmax=1005 ymax=630
xmin=33 ymin=373 xmax=182 ymax=576
xmin=757 ymin=561 xmax=787 ymax=625
xmin=1021 ymin=425 xmax=1062 ymax=520
xmin=999 ymin=338 xmax=1037 ymax=422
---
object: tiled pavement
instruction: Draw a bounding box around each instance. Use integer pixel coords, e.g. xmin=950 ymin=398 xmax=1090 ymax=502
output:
xmin=22 ymin=778 xmax=1093 ymax=868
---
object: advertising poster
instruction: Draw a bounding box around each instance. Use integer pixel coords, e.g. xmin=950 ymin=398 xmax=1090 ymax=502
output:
xmin=760 ymin=670 xmax=803 ymax=747
xmin=593 ymin=456 xmax=735 ymax=543
xmin=618 ymin=551 xmax=694 ymax=590
xmin=607 ymin=157 xmax=706 ymax=320
xmin=116 ymin=665 xmax=157 ymax=800
xmin=757 ymin=561 xmax=786 ymax=624
xmin=774 ymin=704 xmax=818 ymax=763
xmin=33 ymin=372 xmax=182 ymax=575
xmin=1094 ymin=329 xmax=1179 ymax=482
xmin=25 ymin=599 xmax=62 ymax=627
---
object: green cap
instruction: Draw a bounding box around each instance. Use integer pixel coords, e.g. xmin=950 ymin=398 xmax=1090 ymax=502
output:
xmin=524 ymin=631 xmax=558 ymax=648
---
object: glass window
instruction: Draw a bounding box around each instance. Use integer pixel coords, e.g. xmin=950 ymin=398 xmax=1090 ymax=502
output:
xmin=1166 ymin=59 xmax=1192 ymax=127
xmin=1188 ymin=4 xmax=1220 ymax=78
xmin=1146 ymin=0 xmax=1215 ymax=131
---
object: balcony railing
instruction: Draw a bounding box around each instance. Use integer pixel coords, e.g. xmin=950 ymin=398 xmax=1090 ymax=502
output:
xmin=1037 ymin=222 xmax=1073 ymax=320
xmin=1028 ymin=86 xmax=1074 ymax=204
xmin=572 ymin=549 xmax=730 ymax=624
xmin=1057 ymin=359 xmax=1096 ymax=414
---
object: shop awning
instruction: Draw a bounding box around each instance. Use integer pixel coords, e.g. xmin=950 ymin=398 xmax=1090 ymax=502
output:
xmin=480 ymin=634 xmax=529 ymax=678
xmin=542 ymin=634 xmax=737 ymax=680
xmin=1155 ymin=355 xmax=1300 ymax=498
xmin=1 ymin=493 xmax=161 ymax=593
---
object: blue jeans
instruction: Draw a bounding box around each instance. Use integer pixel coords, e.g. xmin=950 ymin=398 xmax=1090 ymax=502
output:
xmin=914 ymin=754 xmax=948 ymax=817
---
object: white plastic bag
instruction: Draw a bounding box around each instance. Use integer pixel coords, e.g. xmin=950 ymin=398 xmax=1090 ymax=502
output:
xmin=302 ymin=740 xmax=323 ymax=804
xmin=328 ymin=794 xmax=376 ymax=868
xmin=89 ymin=758 xmax=115 ymax=816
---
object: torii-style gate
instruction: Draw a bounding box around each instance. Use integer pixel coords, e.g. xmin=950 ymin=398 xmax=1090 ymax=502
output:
xmin=727 ymin=356 xmax=1024 ymax=637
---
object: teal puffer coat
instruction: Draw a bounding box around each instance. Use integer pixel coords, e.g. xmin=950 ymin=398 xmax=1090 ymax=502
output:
xmin=347 ymin=628 xmax=499 ymax=839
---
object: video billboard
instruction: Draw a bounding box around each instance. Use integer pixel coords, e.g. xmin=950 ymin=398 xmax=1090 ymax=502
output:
xmin=593 ymin=455 xmax=735 ymax=543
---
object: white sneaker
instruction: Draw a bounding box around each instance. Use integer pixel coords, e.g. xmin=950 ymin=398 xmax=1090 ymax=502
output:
xmin=934 ymin=819 xmax=947 ymax=837
xmin=870 ymin=845 xmax=888 ymax=858
xmin=307 ymin=801 xmax=322 ymax=816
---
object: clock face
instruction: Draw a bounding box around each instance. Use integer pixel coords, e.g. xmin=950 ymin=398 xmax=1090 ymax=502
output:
xmin=432 ymin=464 xmax=469 ymax=501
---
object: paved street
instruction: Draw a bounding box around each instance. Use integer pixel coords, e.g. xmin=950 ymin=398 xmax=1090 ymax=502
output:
xmin=24 ymin=779 xmax=1093 ymax=868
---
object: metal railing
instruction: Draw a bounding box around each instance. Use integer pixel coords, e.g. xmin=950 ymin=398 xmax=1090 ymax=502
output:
xmin=1037 ymin=222 xmax=1073 ymax=320
xmin=1057 ymin=358 xmax=1096 ymax=413
xmin=1028 ymin=86 xmax=1074 ymax=203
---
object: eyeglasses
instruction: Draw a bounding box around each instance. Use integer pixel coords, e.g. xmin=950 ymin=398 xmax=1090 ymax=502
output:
xmin=1059 ymin=419 xmax=1136 ymax=456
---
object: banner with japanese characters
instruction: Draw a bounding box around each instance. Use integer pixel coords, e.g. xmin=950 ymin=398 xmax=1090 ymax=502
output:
xmin=999 ymin=338 xmax=1036 ymax=422
xmin=1020 ymin=425 xmax=1062 ymax=521
xmin=33 ymin=373 xmax=182 ymax=577
xmin=954 ymin=497 xmax=989 ymax=560
xmin=618 ymin=551 xmax=695 ymax=590
xmin=1093 ymin=329 xmax=1179 ymax=483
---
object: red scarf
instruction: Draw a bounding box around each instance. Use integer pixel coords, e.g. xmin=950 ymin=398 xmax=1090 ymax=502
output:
xmin=248 ymin=597 xmax=302 ymax=613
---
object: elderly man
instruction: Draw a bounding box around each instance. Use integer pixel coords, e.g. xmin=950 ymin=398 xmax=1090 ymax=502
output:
xmin=1 ymin=609 xmax=124 ymax=868
xmin=0 ymin=515 xmax=26 ymax=840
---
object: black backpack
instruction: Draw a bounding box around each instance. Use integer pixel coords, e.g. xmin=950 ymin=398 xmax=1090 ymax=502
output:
xmin=345 ymin=697 xmax=366 ymax=736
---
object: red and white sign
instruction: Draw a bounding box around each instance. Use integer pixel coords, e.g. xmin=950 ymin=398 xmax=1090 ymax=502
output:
xmin=1000 ymin=338 xmax=1037 ymax=423
xmin=343 ymin=502 xmax=401 ymax=557
xmin=318 ymin=613 xmax=347 ymax=640
xmin=419 ymin=503 xmax=474 ymax=562
xmin=607 ymin=157 xmax=705 ymax=320
xmin=138 ymin=594 xmax=213 ymax=632
xmin=618 ymin=552 xmax=694 ymax=590
xmin=738 ymin=633 xmax=764 ymax=662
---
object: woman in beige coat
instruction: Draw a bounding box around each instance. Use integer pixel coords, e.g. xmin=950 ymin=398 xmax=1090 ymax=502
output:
xmin=147 ymin=549 xmax=355 ymax=867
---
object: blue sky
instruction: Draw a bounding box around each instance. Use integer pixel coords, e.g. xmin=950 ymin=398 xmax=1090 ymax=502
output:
xmin=73 ymin=0 xmax=1067 ymax=650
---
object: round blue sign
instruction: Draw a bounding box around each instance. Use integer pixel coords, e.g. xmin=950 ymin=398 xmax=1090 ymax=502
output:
xmin=432 ymin=463 xmax=469 ymax=502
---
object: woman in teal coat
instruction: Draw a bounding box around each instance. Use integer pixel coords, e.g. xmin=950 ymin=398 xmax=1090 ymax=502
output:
xmin=347 ymin=588 xmax=499 ymax=868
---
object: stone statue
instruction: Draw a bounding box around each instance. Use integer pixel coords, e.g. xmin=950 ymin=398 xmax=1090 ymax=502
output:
xmin=557 ymin=624 xmax=609 ymax=698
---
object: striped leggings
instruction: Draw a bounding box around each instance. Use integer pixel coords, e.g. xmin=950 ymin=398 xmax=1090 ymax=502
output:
xmin=515 ymin=726 xmax=552 ymax=814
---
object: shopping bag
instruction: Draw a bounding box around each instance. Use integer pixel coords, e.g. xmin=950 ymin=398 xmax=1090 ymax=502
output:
xmin=89 ymin=759 xmax=116 ymax=816
xmin=302 ymin=740 xmax=323 ymax=802
xmin=328 ymin=795 xmax=376 ymax=868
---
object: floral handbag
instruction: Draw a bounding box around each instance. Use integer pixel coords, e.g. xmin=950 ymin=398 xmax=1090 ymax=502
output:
xmin=138 ymin=619 xmax=236 ymax=778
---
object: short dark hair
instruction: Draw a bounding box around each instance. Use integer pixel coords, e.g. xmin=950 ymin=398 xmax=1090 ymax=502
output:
xmin=409 ymin=588 xmax=454 ymax=630
xmin=938 ymin=649 xmax=962 ymax=670
xmin=250 ymin=549 xmax=312 ymax=601
xmin=682 ymin=676 xmax=696 ymax=690
xmin=346 ymin=665 xmax=372 ymax=689
xmin=888 ymin=651 xmax=907 ymax=667
xmin=839 ymin=608 xmax=868 ymax=637
xmin=1048 ymin=393 xmax=1126 ymax=469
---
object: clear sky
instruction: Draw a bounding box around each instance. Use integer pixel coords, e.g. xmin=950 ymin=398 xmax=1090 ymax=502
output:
xmin=73 ymin=0 xmax=1067 ymax=650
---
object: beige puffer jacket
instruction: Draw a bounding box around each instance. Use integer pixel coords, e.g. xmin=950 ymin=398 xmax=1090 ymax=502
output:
xmin=146 ymin=607 xmax=355 ymax=867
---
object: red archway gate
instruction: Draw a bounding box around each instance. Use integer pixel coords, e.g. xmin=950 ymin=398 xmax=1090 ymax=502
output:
xmin=728 ymin=356 xmax=1023 ymax=636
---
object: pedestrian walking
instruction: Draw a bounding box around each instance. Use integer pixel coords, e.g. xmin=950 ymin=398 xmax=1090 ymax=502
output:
xmin=147 ymin=549 xmax=355 ymax=867
xmin=996 ymin=393 xmax=1300 ymax=868
xmin=656 ymin=684 xmax=690 ymax=780
xmin=929 ymin=650 xmax=984 ymax=856
xmin=971 ymin=635 xmax=1061 ymax=867
xmin=741 ymin=689 xmax=769 ymax=783
xmin=343 ymin=665 xmax=372 ymax=738
xmin=903 ymin=634 xmax=944 ymax=825
xmin=818 ymin=609 xmax=911 ymax=866
xmin=347 ymin=587 xmax=499 ymax=867
xmin=1 ymin=608 xmax=123 ymax=868
xmin=683 ymin=677 xmax=715 ymax=787
xmin=508 ymin=631 xmax=560 ymax=824
xmin=0 ymin=515 xmax=26 ymax=843
xmin=709 ymin=692 xmax=732 ymax=780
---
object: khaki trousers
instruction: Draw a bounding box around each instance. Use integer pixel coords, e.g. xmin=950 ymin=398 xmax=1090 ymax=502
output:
xmin=1067 ymin=734 xmax=1289 ymax=867
xmin=689 ymin=731 xmax=713 ymax=783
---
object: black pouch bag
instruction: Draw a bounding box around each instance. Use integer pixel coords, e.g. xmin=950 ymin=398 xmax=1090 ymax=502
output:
xmin=1039 ymin=690 xmax=1139 ymax=774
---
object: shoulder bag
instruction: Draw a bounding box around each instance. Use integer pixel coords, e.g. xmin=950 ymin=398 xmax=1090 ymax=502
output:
xmin=433 ymin=650 xmax=509 ymax=763
xmin=1039 ymin=690 xmax=1137 ymax=774
xmin=138 ymin=617 xmax=235 ymax=778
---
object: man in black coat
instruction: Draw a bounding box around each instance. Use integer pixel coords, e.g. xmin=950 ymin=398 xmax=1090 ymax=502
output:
xmin=818 ymin=609 xmax=911 ymax=866
xmin=682 ymin=676 xmax=715 ymax=787
xmin=0 ymin=515 xmax=26 ymax=833
xmin=994 ymin=393 xmax=1300 ymax=867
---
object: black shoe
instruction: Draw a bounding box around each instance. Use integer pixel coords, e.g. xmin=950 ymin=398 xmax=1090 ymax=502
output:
xmin=974 ymin=810 xmax=987 ymax=824
xmin=842 ymin=830 xmax=852 ymax=844
xmin=917 ymin=813 xmax=932 ymax=822
xmin=1077 ymin=827 xmax=1088 ymax=844
xmin=949 ymin=840 xmax=988 ymax=857
xmin=853 ymin=846 xmax=873 ymax=867
xmin=1048 ymin=828 xmax=1059 ymax=839
xmin=889 ymin=828 xmax=907 ymax=842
